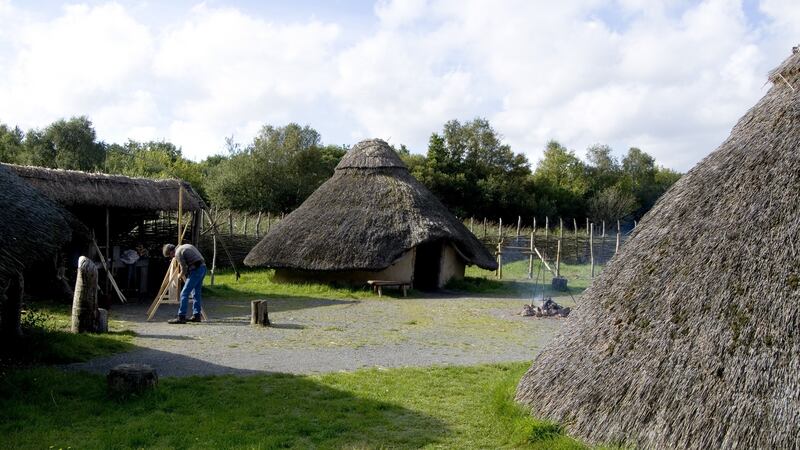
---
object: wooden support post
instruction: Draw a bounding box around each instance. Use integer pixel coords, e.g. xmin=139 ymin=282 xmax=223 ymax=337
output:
xmin=615 ymin=219 xmax=621 ymax=255
xmin=210 ymin=232 xmax=217 ymax=286
xmin=243 ymin=214 xmax=248 ymax=236
xmin=602 ymin=220 xmax=606 ymax=238
xmin=71 ymin=256 xmax=98 ymax=333
xmin=105 ymin=207 xmax=110 ymax=295
xmin=0 ymin=270 xmax=24 ymax=338
xmin=255 ymin=211 xmax=262 ymax=237
xmin=516 ymin=216 xmax=521 ymax=238
xmin=590 ymin=223 xmax=595 ymax=278
xmin=498 ymin=217 xmax=502 ymax=239
xmin=228 ymin=210 xmax=233 ymax=236
xmin=600 ymin=225 xmax=607 ymax=267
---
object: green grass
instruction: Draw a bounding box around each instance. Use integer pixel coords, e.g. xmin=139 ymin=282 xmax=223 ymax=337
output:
xmin=205 ymin=269 xmax=383 ymax=300
xmin=0 ymin=302 xmax=135 ymax=367
xmin=449 ymin=259 xmax=603 ymax=296
xmin=0 ymin=362 xmax=587 ymax=449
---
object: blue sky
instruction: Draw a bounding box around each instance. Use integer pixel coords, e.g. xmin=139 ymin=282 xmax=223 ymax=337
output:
xmin=1 ymin=0 xmax=798 ymax=170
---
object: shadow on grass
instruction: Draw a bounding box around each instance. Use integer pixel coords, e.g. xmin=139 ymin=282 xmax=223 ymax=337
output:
xmin=0 ymin=329 xmax=136 ymax=367
xmin=1 ymin=357 xmax=447 ymax=449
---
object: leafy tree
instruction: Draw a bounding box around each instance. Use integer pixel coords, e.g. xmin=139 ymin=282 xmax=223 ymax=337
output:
xmin=0 ymin=124 xmax=25 ymax=164
xmin=206 ymin=123 xmax=345 ymax=212
xmin=415 ymin=118 xmax=533 ymax=219
xmin=31 ymin=117 xmax=105 ymax=170
xmin=587 ymin=185 xmax=639 ymax=224
xmin=105 ymin=140 xmax=207 ymax=197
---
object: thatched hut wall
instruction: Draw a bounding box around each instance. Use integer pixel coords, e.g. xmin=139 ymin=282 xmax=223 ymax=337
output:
xmin=514 ymin=49 xmax=800 ymax=449
xmin=0 ymin=164 xmax=71 ymax=336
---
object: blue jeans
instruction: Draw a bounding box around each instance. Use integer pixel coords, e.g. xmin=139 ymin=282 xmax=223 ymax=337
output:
xmin=178 ymin=265 xmax=206 ymax=316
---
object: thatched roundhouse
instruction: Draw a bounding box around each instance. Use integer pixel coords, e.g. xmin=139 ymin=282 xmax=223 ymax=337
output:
xmin=0 ymin=164 xmax=71 ymax=336
xmin=515 ymin=50 xmax=800 ymax=448
xmin=245 ymin=139 xmax=497 ymax=289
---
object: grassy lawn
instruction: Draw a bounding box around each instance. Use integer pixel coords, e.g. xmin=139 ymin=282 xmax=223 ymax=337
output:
xmin=0 ymin=302 xmax=135 ymax=367
xmin=0 ymin=362 xmax=588 ymax=449
xmin=205 ymin=269 xmax=380 ymax=300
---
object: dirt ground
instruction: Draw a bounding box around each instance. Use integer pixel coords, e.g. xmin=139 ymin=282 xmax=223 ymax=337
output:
xmin=66 ymin=293 xmax=574 ymax=377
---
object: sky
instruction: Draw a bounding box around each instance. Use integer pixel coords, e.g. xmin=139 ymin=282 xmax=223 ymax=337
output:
xmin=0 ymin=0 xmax=799 ymax=171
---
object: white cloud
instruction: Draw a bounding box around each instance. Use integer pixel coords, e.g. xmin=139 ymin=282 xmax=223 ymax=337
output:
xmin=0 ymin=0 xmax=798 ymax=170
xmin=0 ymin=3 xmax=153 ymax=127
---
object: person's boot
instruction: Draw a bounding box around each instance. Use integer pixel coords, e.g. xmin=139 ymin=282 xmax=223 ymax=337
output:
xmin=168 ymin=315 xmax=187 ymax=324
xmin=188 ymin=313 xmax=202 ymax=323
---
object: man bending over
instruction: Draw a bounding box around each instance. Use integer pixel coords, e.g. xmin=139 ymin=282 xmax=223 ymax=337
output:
xmin=162 ymin=243 xmax=206 ymax=324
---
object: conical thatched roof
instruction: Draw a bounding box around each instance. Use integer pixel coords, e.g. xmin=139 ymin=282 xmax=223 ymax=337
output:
xmin=245 ymin=139 xmax=497 ymax=271
xmin=0 ymin=164 xmax=71 ymax=279
xmin=515 ymin=50 xmax=800 ymax=449
xmin=5 ymin=164 xmax=205 ymax=211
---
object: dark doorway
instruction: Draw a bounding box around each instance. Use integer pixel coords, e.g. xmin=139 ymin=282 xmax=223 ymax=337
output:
xmin=413 ymin=241 xmax=442 ymax=290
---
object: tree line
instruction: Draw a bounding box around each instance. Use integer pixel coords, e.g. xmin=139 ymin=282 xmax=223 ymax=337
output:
xmin=0 ymin=116 xmax=681 ymax=224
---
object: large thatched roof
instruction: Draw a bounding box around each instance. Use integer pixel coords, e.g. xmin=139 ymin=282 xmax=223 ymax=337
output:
xmin=0 ymin=164 xmax=71 ymax=278
xmin=245 ymin=139 xmax=497 ymax=271
xmin=5 ymin=164 xmax=205 ymax=211
xmin=515 ymin=50 xmax=800 ymax=448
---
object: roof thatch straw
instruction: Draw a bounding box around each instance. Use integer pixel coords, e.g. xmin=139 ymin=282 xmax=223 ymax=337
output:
xmin=4 ymin=164 xmax=205 ymax=211
xmin=245 ymin=139 xmax=497 ymax=271
xmin=0 ymin=164 xmax=71 ymax=278
xmin=515 ymin=50 xmax=800 ymax=449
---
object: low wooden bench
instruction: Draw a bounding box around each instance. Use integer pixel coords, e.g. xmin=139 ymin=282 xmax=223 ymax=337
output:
xmin=367 ymin=280 xmax=410 ymax=297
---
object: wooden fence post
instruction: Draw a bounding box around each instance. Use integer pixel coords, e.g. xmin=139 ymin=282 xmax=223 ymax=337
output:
xmin=483 ymin=217 xmax=487 ymax=237
xmin=573 ymin=218 xmax=579 ymax=264
xmin=544 ymin=216 xmax=549 ymax=259
xmin=528 ymin=231 xmax=534 ymax=279
xmin=555 ymin=239 xmax=561 ymax=277
xmin=516 ymin=216 xmax=521 ymax=238
xmin=470 ymin=217 xmax=474 ymax=234
xmin=602 ymin=220 xmax=606 ymax=238
xmin=267 ymin=212 xmax=272 ymax=233
xmin=255 ymin=211 xmax=262 ymax=237
xmin=243 ymin=214 xmax=248 ymax=236
xmin=496 ymin=241 xmax=503 ymax=279
xmin=228 ymin=210 xmax=233 ymax=237
xmin=498 ymin=217 xmax=503 ymax=240
xmin=210 ymin=232 xmax=217 ymax=286
xmin=250 ymin=300 xmax=270 ymax=326
xmin=615 ymin=219 xmax=621 ymax=255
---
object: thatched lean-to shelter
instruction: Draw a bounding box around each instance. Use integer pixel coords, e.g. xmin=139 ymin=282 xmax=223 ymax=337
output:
xmin=0 ymin=164 xmax=71 ymax=336
xmin=7 ymin=164 xmax=204 ymax=211
xmin=515 ymin=50 xmax=800 ymax=448
xmin=4 ymin=164 xmax=207 ymax=298
xmin=245 ymin=139 xmax=497 ymax=289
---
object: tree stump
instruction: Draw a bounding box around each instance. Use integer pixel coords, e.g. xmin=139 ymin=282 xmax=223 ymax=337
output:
xmin=250 ymin=300 xmax=270 ymax=326
xmin=107 ymin=364 xmax=158 ymax=396
xmin=551 ymin=276 xmax=568 ymax=292
xmin=71 ymin=256 xmax=98 ymax=333
xmin=95 ymin=308 xmax=108 ymax=333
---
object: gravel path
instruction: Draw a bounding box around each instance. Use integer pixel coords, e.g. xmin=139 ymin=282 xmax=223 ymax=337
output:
xmin=66 ymin=294 xmax=572 ymax=377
